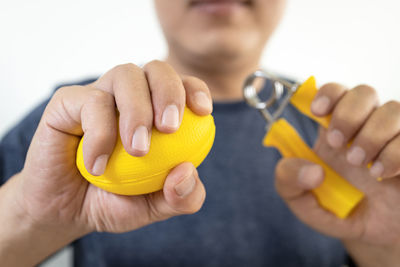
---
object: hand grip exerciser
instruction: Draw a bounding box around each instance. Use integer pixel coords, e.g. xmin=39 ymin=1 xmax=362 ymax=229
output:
xmin=76 ymin=107 xmax=216 ymax=195
xmin=243 ymin=71 xmax=364 ymax=219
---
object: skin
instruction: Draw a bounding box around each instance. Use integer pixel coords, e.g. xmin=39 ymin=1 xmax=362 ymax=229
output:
xmin=157 ymin=0 xmax=286 ymax=100
xmin=0 ymin=0 xmax=399 ymax=266
xmin=277 ymin=85 xmax=400 ymax=266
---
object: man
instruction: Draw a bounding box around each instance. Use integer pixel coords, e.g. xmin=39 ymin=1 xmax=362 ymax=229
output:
xmin=1 ymin=0 xmax=400 ymax=266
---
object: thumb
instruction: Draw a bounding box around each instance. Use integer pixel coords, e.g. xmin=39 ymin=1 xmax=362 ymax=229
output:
xmin=145 ymin=162 xmax=206 ymax=223
xmin=275 ymin=158 xmax=324 ymax=199
xmin=275 ymin=158 xmax=357 ymax=239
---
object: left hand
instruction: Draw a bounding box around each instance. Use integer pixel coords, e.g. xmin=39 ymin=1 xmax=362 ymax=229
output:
xmin=275 ymin=83 xmax=400 ymax=267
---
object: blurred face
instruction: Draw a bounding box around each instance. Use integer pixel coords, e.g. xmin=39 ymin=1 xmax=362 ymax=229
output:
xmin=154 ymin=0 xmax=286 ymax=70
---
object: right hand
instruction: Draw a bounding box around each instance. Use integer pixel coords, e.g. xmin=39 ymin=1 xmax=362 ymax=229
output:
xmin=13 ymin=61 xmax=212 ymax=236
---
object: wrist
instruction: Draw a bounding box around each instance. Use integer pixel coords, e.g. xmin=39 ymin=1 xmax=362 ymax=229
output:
xmin=0 ymin=173 xmax=90 ymax=266
xmin=343 ymin=239 xmax=400 ymax=267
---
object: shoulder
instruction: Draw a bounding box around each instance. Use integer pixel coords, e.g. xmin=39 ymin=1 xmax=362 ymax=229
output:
xmin=0 ymin=77 xmax=98 ymax=183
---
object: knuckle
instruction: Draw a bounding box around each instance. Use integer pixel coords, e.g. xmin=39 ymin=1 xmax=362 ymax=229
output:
xmin=117 ymin=62 xmax=137 ymax=70
xmin=382 ymin=100 xmax=400 ymax=114
xmin=319 ymin=82 xmax=345 ymax=94
xmin=353 ymin=84 xmax=378 ymax=98
xmin=143 ymin=60 xmax=166 ymax=71
xmin=54 ymin=85 xmax=69 ymax=96
xmin=52 ymin=85 xmax=84 ymax=104
xmin=51 ymin=89 xmax=65 ymax=103
xmin=144 ymin=60 xmax=178 ymax=78
xmin=112 ymin=63 xmax=140 ymax=75
xmin=53 ymin=85 xmax=73 ymax=98
xmin=145 ymin=59 xmax=165 ymax=68
xmin=145 ymin=195 xmax=165 ymax=223
xmin=87 ymin=90 xmax=114 ymax=105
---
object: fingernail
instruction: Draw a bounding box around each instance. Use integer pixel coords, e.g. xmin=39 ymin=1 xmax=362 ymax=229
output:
xmin=174 ymin=171 xmax=196 ymax=197
xmin=194 ymin=91 xmax=212 ymax=111
xmin=327 ymin=129 xmax=344 ymax=148
xmin=311 ymin=96 xmax=330 ymax=115
xmin=161 ymin=105 xmax=179 ymax=130
xmin=298 ymin=165 xmax=324 ymax=189
xmin=132 ymin=125 xmax=149 ymax=153
xmin=370 ymin=161 xmax=384 ymax=178
xmin=92 ymin=154 xmax=109 ymax=176
xmin=347 ymin=146 xmax=366 ymax=166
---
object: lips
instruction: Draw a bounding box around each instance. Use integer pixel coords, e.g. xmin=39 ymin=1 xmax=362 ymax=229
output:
xmin=188 ymin=0 xmax=252 ymax=15
xmin=189 ymin=0 xmax=251 ymax=6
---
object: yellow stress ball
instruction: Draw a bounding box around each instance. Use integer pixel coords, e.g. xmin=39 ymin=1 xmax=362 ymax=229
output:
xmin=76 ymin=107 xmax=216 ymax=195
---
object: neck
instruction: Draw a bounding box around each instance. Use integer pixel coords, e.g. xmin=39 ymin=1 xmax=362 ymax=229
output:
xmin=166 ymin=51 xmax=261 ymax=102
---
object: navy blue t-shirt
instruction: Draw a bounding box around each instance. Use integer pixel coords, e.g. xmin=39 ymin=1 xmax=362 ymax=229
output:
xmin=0 ymin=78 xmax=348 ymax=266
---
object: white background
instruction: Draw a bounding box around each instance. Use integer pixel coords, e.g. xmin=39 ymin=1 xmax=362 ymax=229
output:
xmin=0 ymin=1 xmax=399 ymax=266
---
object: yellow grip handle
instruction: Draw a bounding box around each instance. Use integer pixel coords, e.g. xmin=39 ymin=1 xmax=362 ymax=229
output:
xmin=263 ymin=76 xmax=364 ymax=219
xmin=290 ymin=76 xmax=331 ymax=129
xmin=263 ymin=119 xmax=363 ymax=219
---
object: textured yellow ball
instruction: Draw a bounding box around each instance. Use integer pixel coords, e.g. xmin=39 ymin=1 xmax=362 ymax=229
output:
xmin=76 ymin=107 xmax=215 ymax=195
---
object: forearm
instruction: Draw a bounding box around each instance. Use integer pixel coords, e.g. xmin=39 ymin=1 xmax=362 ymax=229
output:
xmin=344 ymin=239 xmax=400 ymax=267
xmin=0 ymin=174 xmax=86 ymax=266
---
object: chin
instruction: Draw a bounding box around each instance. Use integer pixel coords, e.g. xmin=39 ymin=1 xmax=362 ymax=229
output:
xmin=169 ymin=26 xmax=264 ymax=71
xmin=185 ymin=42 xmax=255 ymax=71
xmin=192 ymin=30 xmax=260 ymax=61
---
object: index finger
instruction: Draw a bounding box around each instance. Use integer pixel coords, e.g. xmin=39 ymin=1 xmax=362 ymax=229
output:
xmin=92 ymin=63 xmax=154 ymax=157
